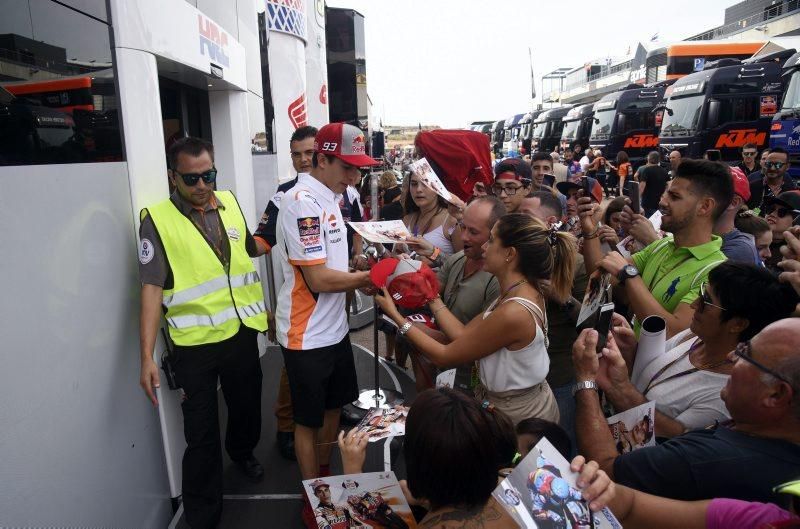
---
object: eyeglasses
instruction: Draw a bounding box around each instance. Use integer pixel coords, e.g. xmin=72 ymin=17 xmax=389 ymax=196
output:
xmin=175 ymin=168 xmax=217 ymax=186
xmin=764 ymin=161 xmax=786 ymax=169
xmin=491 ymin=184 xmax=525 ymax=196
xmin=698 ymin=282 xmax=726 ymax=312
xmin=742 ymin=151 xmax=757 ymax=157
xmin=733 ymin=341 xmax=792 ymax=386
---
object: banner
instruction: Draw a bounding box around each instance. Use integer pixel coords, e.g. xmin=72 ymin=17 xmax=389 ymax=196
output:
xmin=304 ymin=0 xmax=329 ymax=127
xmin=267 ymin=0 xmax=307 ymax=181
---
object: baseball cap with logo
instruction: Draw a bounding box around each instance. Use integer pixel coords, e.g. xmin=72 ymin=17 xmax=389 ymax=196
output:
xmin=309 ymin=479 xmax=329 ymax=492
xmin=370 ymin=258 xmax=440 ymax=309
xmin=314 ymin=123 xmax=380 ymax=167
xmin=729 ymin=167 xmax=751 ymax=202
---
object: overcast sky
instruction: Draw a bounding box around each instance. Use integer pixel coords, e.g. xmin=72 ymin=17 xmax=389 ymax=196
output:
xmin=326 ymin=0 xmax=736 ymax=128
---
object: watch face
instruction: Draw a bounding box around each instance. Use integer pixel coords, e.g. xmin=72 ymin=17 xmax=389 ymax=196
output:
xmin=625 ymin=265 xmax=638 ymax=277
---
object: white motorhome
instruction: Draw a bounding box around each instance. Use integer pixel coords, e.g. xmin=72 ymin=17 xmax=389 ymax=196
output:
xmin=0 ymin=0 xmax=330 ymax=526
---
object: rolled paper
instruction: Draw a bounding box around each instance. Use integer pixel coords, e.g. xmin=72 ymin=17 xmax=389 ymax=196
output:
xmin=631 ymin=315 xmax=667 ymax=382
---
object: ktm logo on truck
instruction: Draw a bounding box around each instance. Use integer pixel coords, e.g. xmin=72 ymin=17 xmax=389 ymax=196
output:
xmin=624 ymin=135 xmax=659 ymax=149
xmin=715 ymin=129 xmax=767 ymax=148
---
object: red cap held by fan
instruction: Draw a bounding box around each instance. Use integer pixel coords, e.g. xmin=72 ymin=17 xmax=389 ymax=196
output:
xmin=370 ymin=258 xmax=440 ymax=309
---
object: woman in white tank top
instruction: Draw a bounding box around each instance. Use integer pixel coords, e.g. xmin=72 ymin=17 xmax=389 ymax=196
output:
xmin=375 ymin=213 xmax=577 ymax=425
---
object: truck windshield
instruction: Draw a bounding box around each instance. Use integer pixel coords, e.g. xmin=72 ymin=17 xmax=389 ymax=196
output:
xmin=532 ymin=122 xmax=546 ymax=139
xmin=782 ymin=70 xmax=800 ymax=110
xmin=504 ymin=129 xmax=512 ymax=141
xmin=591 ymin=109 xmax=615 ymax=139
xmin=562 ymin=119 xmax=580 ymax=140
xmin=661 ymin=95 xmax=703 ymax=136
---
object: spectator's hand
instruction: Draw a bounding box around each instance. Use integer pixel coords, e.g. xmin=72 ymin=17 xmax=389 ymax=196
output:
xmin=572 ymin=328 xmax=600 ymax=382
xmin=267 ymin=311 xmax=277 ymax=343
xmin=598 ymin=251 xmax=628 ymax=278
xmin=374 ymin=287 xmax=402 ymax=321
xmin=778 ymin=229 xmax=800 ymax=296
xmin=405 ymin=236 xmax=435 ymax=257
xmin=781 ymin=228 xmax=800 ymax=260
xmin=598 ymin=334 xmax=631 ymax=391
xmin=351 ymin=253 xmax=369 ymax=271
xmin=140 ymin=358 xmax=160 ymax=407
xmin=598 ymin=225 xmax=620 ymax=247
xmin=338 ymin=427 xmax=369 ymax=474
xmin=399 ymin=480 xmax=429 ymax=509
xmin=610 ymin=312 xmax=638 ymax=360
xmin=627 ymin=208 xmax=659 ymax=246
xmin=577 ymin=196 xmax=598 ymax=234
xmin=570 ymin=456 xmax=615 ymax=512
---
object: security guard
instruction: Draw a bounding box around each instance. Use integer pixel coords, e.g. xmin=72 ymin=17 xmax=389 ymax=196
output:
xmin=138 ymin=137 xmax=268 ymax=529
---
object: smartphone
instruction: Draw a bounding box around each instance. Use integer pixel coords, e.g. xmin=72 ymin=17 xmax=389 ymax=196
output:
xmin=543 ymin=174 xmax=556 ymax=188
xmin=627 ymin=181 xmax=640 ymax=214
xmin=583 ymin=176 xmax=592 ymax=198
xmin=594 ymin=302 xmax=615 ymax=353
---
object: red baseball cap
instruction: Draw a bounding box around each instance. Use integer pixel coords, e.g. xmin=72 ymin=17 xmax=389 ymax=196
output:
xmin=370 ymin=258 xmax=440 ymax=309
xmin=729 ymin=167 xmax=751 ymax=202
xmin=314 ymin=123 xmax=380 ymax=167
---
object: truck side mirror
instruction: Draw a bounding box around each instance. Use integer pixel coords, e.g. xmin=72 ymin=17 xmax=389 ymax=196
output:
xmin=707 ymin=100 xmax=721 ymax=129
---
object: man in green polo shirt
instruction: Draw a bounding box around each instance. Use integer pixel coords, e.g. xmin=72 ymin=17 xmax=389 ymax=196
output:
xmin=580 ymin=159 xmax=732 ymax=337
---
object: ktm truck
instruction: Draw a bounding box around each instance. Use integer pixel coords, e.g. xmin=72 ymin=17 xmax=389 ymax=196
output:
xmin=658 ymin=51 xmax=792 ymax=162
xmin=560 ymin=103 xmax=595 ymax=153
xmin=589 ymin=82 xmax=670 ymax=168
xmin=531 ymin=105 xmax=573 ymax=154
xmin=769 ymin=50 xmax=800 ymax=182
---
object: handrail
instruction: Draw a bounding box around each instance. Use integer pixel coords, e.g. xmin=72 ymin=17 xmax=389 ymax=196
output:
xmin=687 ymin=3 xmax=800 ymax=41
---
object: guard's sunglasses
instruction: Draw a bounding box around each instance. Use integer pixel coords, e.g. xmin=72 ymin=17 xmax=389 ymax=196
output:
xmin=175 ymin=168 xmax=217 ymax=186
xmin=764 ymin=161 xmax=786 ymax=170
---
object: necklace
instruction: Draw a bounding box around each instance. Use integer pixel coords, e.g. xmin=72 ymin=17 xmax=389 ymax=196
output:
xmin=412 ymin=206 xmax=442 ymax=237
xmin=498 ymin=278 xmax=528 ymax=302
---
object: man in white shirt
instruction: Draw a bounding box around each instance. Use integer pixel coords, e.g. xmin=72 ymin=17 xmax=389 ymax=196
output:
xmin=274 ymin=123 xmax=377 ymax=527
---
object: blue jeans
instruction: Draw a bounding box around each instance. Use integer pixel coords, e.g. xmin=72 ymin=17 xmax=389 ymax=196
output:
xmin=552 ymin=381 xmax=577 ymax=458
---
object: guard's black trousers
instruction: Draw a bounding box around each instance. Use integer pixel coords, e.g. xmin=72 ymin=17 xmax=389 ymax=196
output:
xmin=173 ymin=326 xmax=262 ymax=529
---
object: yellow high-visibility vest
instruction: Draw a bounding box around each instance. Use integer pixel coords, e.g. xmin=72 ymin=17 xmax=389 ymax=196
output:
xmin=142 ymin=191 xmax=267 ymax=346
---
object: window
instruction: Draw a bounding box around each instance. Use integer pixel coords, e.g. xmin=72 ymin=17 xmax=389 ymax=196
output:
xmin=0 ymin=0 xmax=123 ymax=165
xmin=718 ymin=97 xmax=760 ymax=123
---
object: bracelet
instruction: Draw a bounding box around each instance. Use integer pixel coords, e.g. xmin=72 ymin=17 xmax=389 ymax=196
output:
xmin=398 ymin=321 xmax=412 ymax=336
xmin=582 ymin=226 xmax=601 ymax=240
xmin=432 ymin=304 xmax=447 ymax=316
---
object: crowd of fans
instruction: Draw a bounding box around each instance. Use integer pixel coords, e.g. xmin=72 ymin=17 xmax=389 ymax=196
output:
xmin=340 ymin=139 xmax=800 ymax=529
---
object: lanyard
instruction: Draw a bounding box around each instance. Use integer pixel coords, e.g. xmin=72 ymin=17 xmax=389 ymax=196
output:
xmin=643 ymin=339 xmax=728 ymax=396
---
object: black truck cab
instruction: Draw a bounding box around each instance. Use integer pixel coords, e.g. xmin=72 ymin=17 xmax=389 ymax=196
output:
xmin=560 ymin=103 xmax=595 ymax=153
xmin=589 ymin=82 xmax=670 ymax=167
xmin=658 ymin=52 xmax=790 ymax=162
xmin=531 ymin=105 xmax=573 ymax=154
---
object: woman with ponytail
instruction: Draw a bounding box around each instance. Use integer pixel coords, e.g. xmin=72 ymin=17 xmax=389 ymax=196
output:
xmin=374 ymin=213 xmax=577 ymax=425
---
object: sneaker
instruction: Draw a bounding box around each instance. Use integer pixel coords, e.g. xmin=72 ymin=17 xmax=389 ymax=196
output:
xmin=233 ymin=455 xmax=264 ymax=483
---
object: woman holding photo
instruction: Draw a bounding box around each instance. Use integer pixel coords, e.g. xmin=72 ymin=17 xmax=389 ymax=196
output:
xmin=375 ymin=214 xmax=576 ymax=425
xmin=584 ymin=262 xmax=798 ymax=438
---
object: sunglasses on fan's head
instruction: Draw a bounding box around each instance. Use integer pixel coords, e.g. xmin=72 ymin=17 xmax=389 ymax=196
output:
xmin=174 ymin=167 xmax=218 ymax=186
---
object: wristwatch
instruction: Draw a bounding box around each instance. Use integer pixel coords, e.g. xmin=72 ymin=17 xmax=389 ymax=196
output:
xmin=572 ymin=380 xmax=599 ymax=397
xmin=617 ymin=264 xmax=639 ymax=284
